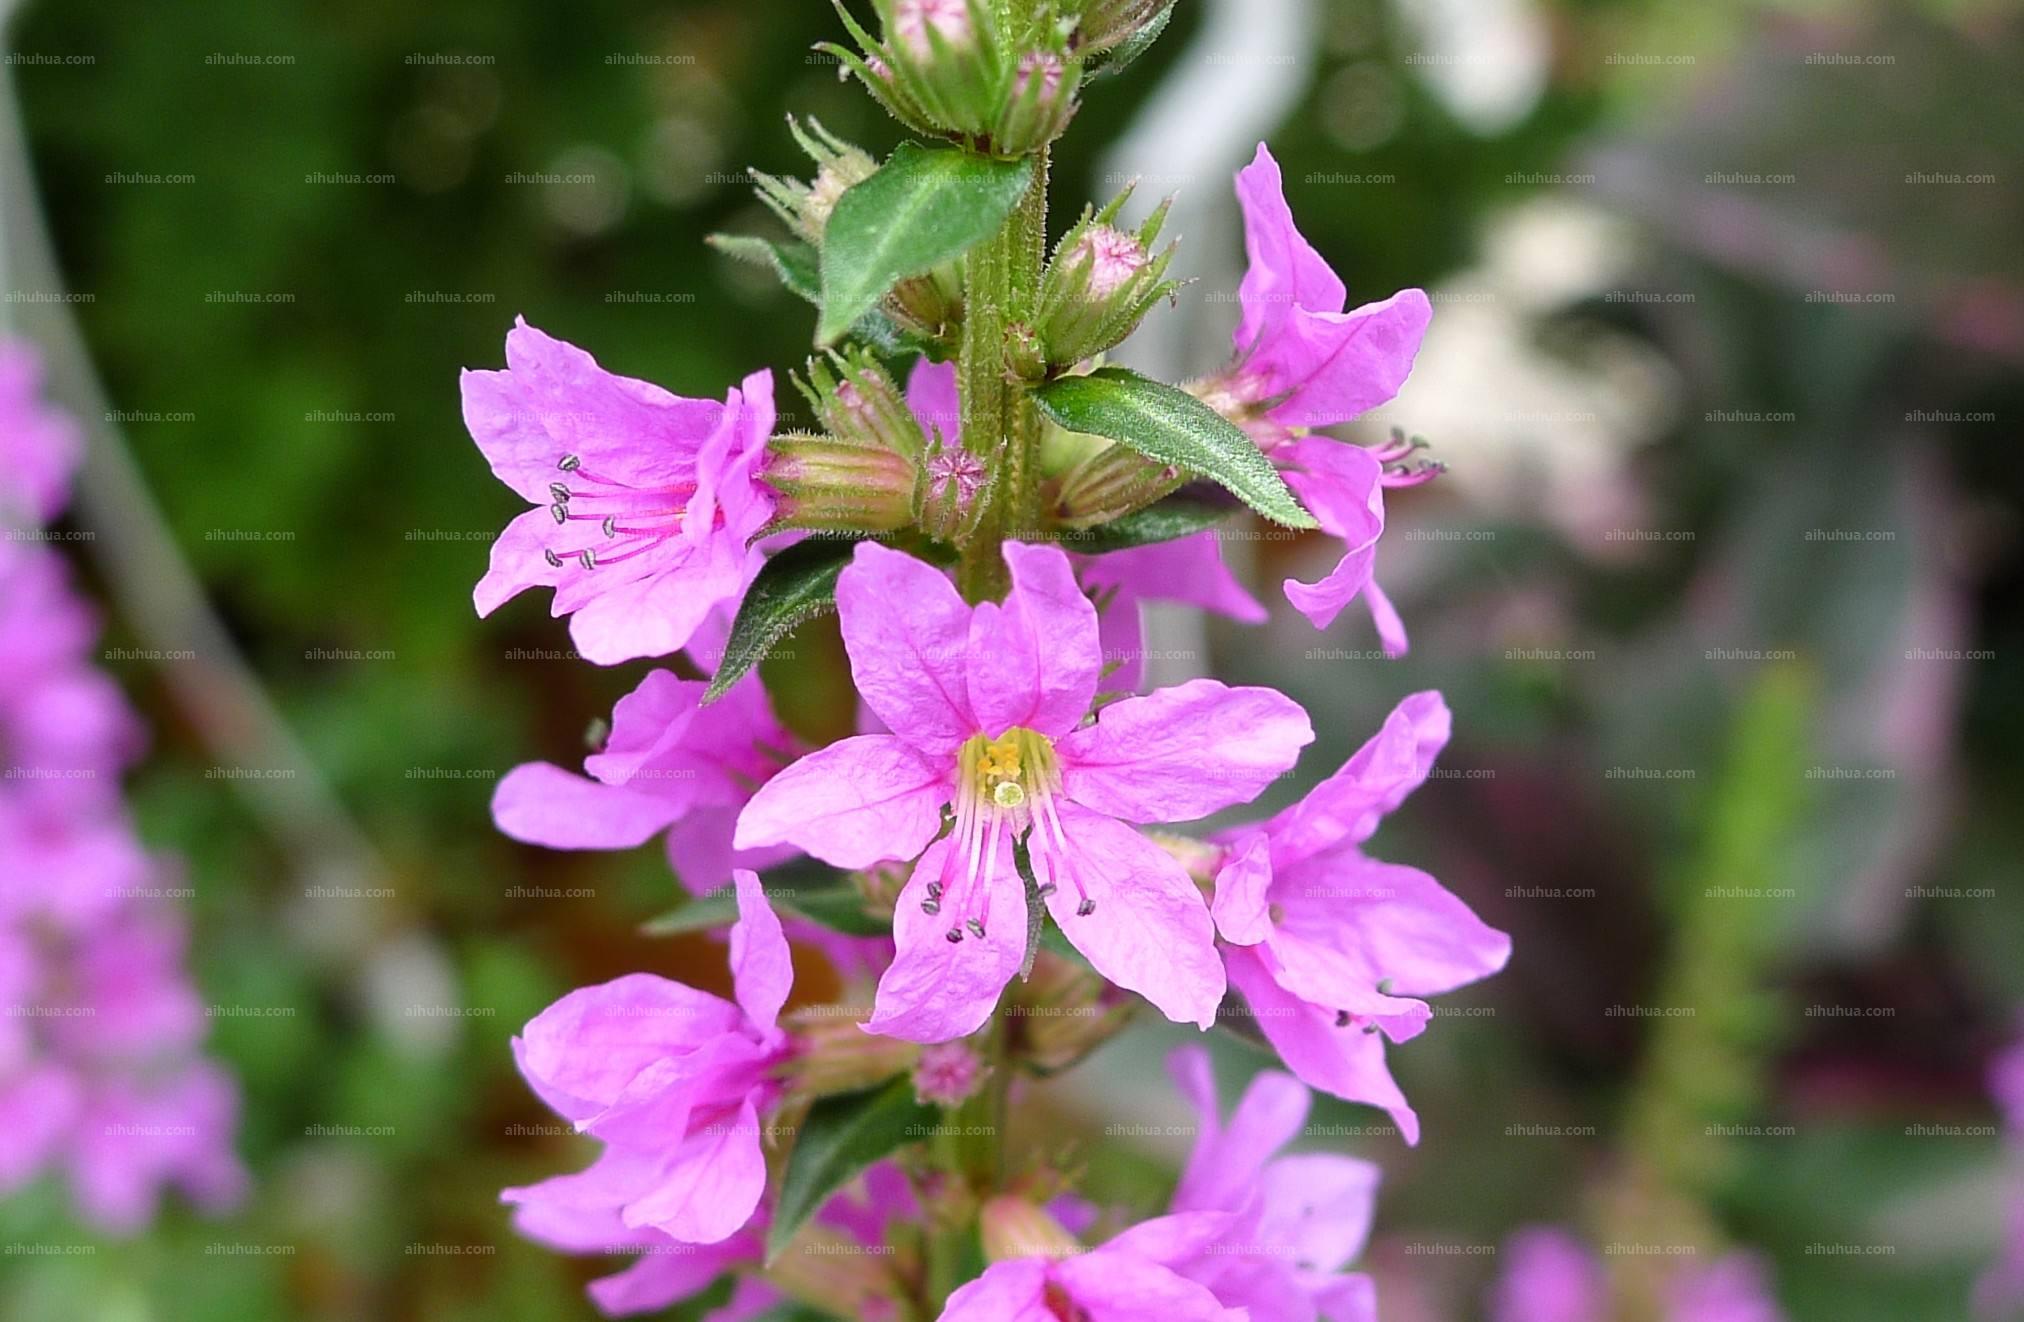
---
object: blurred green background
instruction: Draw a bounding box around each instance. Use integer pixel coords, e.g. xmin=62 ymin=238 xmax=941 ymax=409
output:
xmin=4 ymin=0 xmax=2021 ymax=1318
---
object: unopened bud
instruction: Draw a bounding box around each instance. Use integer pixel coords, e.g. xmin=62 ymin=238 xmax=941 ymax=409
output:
xmin=994 ymin=49 xmax=1082 ymax=155
xmin=916 ymin=439 xmax=991 ymax=543
xmin=785 ymin=1011 xmax=919 ymax=1100
xmin=1052 ymin=440 xmax=1183 ymax=530
xmin=752 ymin=118 xmax=877 ymax=246
xmin=1009 ymin=951 xmax=1135 ymax=1073
xmin=765 ymin=433 xmax=919 ymax=534
xmin=913 ymin=1041 xmax=987 ymax=1107
xmin=1076 ymin=0 xmax=1179 ymax=68
xmin=891 ymin=0 xmax=973 ymax=59
xmin=768 ymin=1224 xmax=913 ymax=1320
xmin=981 ymin=1196 xmax=1083 ymax=1263
xmin=1036 ymin=188 xmax=1179 ymax=366
xmin=849 ymin=0 xmax=1006 ymax=138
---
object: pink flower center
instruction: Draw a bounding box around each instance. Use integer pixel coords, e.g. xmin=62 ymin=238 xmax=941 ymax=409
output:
xmin=891 ymin=0 xmax=972 ymax=60
xmin=912 ymin=1041 xmax=984 ymax=1105
xmin=924 ymin=447 xmax=987 ymax=505
xmin=923 ymin=729 xmax=1096 ymax=946
xmin=1067 ymin=225 xmax=1147 ymax=301
xmin=542 ymin=453 xmax=711 ymax=571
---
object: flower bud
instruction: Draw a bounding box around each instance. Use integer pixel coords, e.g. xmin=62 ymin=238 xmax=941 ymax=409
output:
xmin=916 ymin=437 xmax=990 ymax=543
xmin=1075 ymin=0 xmax=1178 ymax=68
xmin=980 ymin=1196 xmax=1082 ymax=1263
xmin=823 ymin=0 xmax=1009 ymax=140
xmin=1052 ymin=440 xmax=1182 ymax=529
xmin=912 ymin=1040 xmax=987 ymax=1107
xmin=767 ymin=1224 xmax=915 ymax=1321
xmin=764 ymin=432 xmax=920 ymax=534
xmin=886 ymin=263 xmax=965 ymax=346
xmin=993 ymin=50 xmax=1082 ymax=155
xmin=752 ymin=117 xmax=878 ymax=246
xmin=784 ymin=1009 xmax=920 ymax=1100
xmin=799 ymin=353 xmax=928 ymax=462
xmin=1036 ymin=187 xmax=1180 ymax=367
xmin=1007 ymin=951 xmax=1135 ymax=1074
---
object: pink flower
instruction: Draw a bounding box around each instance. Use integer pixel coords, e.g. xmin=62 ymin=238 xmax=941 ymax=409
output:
xmin=1669 ymin=1255 xmax=1786 ymax=1322
xmin=1201 ymin=144 xmax=1440 ymax=650
xmin=503 ymin=870 xmax=793 ymax=1248
xmin=491 ymin=668 xmax=801 ymax=895
xmin=892 ymin=0 xmax=973 ymax=58
xmin=1077 ymin=530 xmax=1268 ymax=693
xmin=65 ymin=1062 xmax=247 ymax=1236
xmin=0 ymin=338 xmax=82 ymax=524
xmin=462 ymin=319 xmax=777 ymax=665
xmin=1209 ymin=691 xmax=1509 ymax=1144
xmin=940 ymin=1215 xmax=1249 ymax=1322
xmin=1489 ymin=1227 xmax=1608 ymax=1322
xmin=734 ymin=541 xmax=1314 ymax=1041
xmin=1161 ymin=1046 xmax=1382 ymax=1321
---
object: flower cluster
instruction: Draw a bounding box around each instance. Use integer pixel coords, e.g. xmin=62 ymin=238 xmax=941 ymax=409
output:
xmin=0 ymin=339 xmax=245 ymax=1234
xmin=468 ymin=5 xmax=1507 ymax=1317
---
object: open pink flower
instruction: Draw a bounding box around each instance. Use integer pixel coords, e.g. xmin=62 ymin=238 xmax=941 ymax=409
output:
xmin=940 ymin=1213 xmax=1248 ymax=1322
xmin=492 ymin=667 xmax=800 ymax=895
xmin=0 ymin=338 xmax=82 ymax=524
xmin=503 ymin=870 xmax=793 ymax=1248
xmin=1210 ymin=691 xmax=1509 ymax=1144
xmin=735 ymin=540 xmax=1313 ymax=1041
xmin=1162 ymin=1046 xmax=1382 ymax=1321
xmin=1489 ymin=1227 xmax=1609 ymax=1322
xmin=1194 ymin=144 xmax=1438 ymax=650
xmin=462 ymin=319 xmax=776 ymax=665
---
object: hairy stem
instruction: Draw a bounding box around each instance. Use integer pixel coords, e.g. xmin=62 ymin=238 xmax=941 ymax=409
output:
xmin=955 ymin=146 xmax=1049 ymax=603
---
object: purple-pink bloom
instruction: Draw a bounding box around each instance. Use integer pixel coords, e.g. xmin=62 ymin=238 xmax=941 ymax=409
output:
xmin=1161 ymin=1045 xmax=1381 ymax=1321
xmin=1210 ymin=691 xmax=1509 ymax=1144
xmin=462 ymin=319 xmax=777 ymax=665
xmin=0 ymin=337 xmax=83 ymax=524
xmin=492 ymin=667 xmax=801 ymax=895
xmin=939 ymin=1215 xmax=1249 ymax=1322
xmin=734 ymin=540 xmax=1314 ymax=1041
xmin=1078 ymin=530 xmax=1268 ymax=693
xmin=504 ymin=870 xmax=792 ymax=1251
xmin=1668 ymin=1255 xmax=1787 ymax=1322
xmin=1196 ymin=144 xmax=1438 ymax=650
xmin=1489 ymin=1227 xmax=1609 ymax=1322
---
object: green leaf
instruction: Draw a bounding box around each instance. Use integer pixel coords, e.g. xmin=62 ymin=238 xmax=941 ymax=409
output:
xmin=708 ymin=233 xmax=821 ymax=304
xmin=1034 ymin=368 xmax=1317 ymax=529
xmin=817 ymin=143 xmax=1036 ymax=345
xmin=640 ymin=891 xmax=739 ymax=937
xmin=768 ymin=1079 xmax=939 ymax=1263
xmin=1088 ymin=2 xmax=1175 ymax=80
xmin=643 ymin=862 xmax=891 ymax=939
xmin=1052 ymin=493 xmax=1237 ymax=554
xmin=705 ymin=539 xmax=856 ymax=703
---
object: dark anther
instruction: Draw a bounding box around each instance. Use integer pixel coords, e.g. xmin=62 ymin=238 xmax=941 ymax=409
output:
xmin=549 ymin=482 xmax=571 ymax=503
xmin=543 ymin=549 xmax=562 ymax=569
xmin=921 ymin=900 xmax=941 ymax=916
xmin=1075 ymin=898 xmax=1095 ymax=917
xmin=945 ymin=929 xmax=963 ymax=944
xmin=549 ymin=503 xmax=568 ymax=525
xmin=966 ymin=918 xmax=986 ymax=939
xmin=558 ymin=454 xmax=582 ymax=471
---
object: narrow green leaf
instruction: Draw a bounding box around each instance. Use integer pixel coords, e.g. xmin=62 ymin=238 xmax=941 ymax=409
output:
xmin=1088 ymin=3 xmax=1175 ymax=80
xmin=640 ymin=892 xmax=739 ymax=937
xmin=705 ymin=539 xmax=856 ymax=703
xmin=708 ymin=233 xmax=822 ymax=304
xmin=768 ymin=1079 xmax=939 ymax=1263
xmin=643 ymin=861 xmax=891 ymax=939
xmin=1034 ymin=368 xmax=1317 ymax=528
xmin=1052 ymin=494 xmax=1237 ymax=555
xmin=817 ymin=143 xmax=1035 ymax=345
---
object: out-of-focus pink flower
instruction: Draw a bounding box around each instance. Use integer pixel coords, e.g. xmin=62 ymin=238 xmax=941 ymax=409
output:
xmin=735 ymin=541 xmax=1313 ymax=1042
xmin=1194 ymin=145 xmax=1439 ymax=651
xmin=1078 ymin=531 xmax=1269 ymax=692
xmin=940 ymin=1214 xmax=1248 ymax=1321
xmin=504 ymin=870 xmax=793 ymax=1248
xmin=492 ymin=667 xmax=801 ymax=895
xmin=1210 ymin=691 xmax=1509 ymax=1144
xmin=1162 ymin=1046 xmax=1382 ymax=1320
xmin=462 ymin=319 xmax=777 ymax=665
xmin=1668 ymin=1254 xmax=1786 ymax=1322
xmin=1489 ymin=1227 xmax=1608 ymax=1322
xmin=0 ymin=338 xmax=83 ymax=523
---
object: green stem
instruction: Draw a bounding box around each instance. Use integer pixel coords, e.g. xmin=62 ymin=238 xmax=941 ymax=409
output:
xmin=956 ymin=146 xmax=1049 ymax=603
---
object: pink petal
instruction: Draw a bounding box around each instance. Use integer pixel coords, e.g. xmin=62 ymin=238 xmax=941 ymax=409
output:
xmin=1235 ymin=144 xmax=1349 ymax=356
xmin=1279 ymin=858 xmax=1510 ymax=998
xmin=730 ymin=869 xmax=791 ymax=1034
xmin=1254 ymin=1153 xmax=1380 ymax=1273
xmin=622 ymin=1096 xmax=768 ymax=1243
xmin=966 ymin=542 xmax=1103 ymax=739
xmin=1058 ymin=679 xmax=1313 ymax=823
xmin=866 ymin=834 xmax=1027 ymax=1043
xmin=1280 ymin=440 xmax=1385 ymax=633
xmin=566 ymin=540 xmax=750 ymax=665
xmin=733 ymin=734 xmax=949 ymax=870
xmin=493 ymin=762 xmax=686 ymax=850
xmin=906 ymin=358 xmax=963 ymax=446
xmin=1364 ymin=577 xmax=1408 ymax=658
xmin=1256 ymin=690 xmax=1451 ymax=865
xmin=581 ymin=669 xmax=704 ymax=789
xmin=939 ymin=1259 xmax=1053 ymax=1321
xmin=513 ymin=975 xmax=743 ymax=1122
xmin=1054 ymin=1247 xmax=1250 ymax=1321
xmin=1210 ymin=833 xmax=1274 ymax=946
xmin=475 ymin=505 xmax=568 ymax=617
xmin=1489 ymin=1228 xmax=1607 ymax=1322
xmin=1096 ymin=580 xmax=1148 ymax=693
xmin=1104 ymin=1210 xmax=1242 ymax=1270
xmin=836 ymin=542 xmax=977 ymax=754
xmin=1260 ymin=925 xmax=1433 ymax=1044
xmin=1173 ymin=1068 xmax=1310 ymax=1215
xmin=665 ymin=806 xmax=797 ymax=897
xmin=1311 ymin=1273 xmax=1381 ymax=1322
xmin=1225 ymin=945 xmax=1419 ymax=1145
xmin=587 ymin=1235 xmax=761 ymax=1318
xmin=1257 ymin=292 xmax=1432 ymax=430
xmin=685 ymin=371 xmax=777 ymax=556
xmin=1078 ymin=530 xmax=1269 ymax=625
xmin=1041 ymin=803 xmax=1223 ymax=1029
